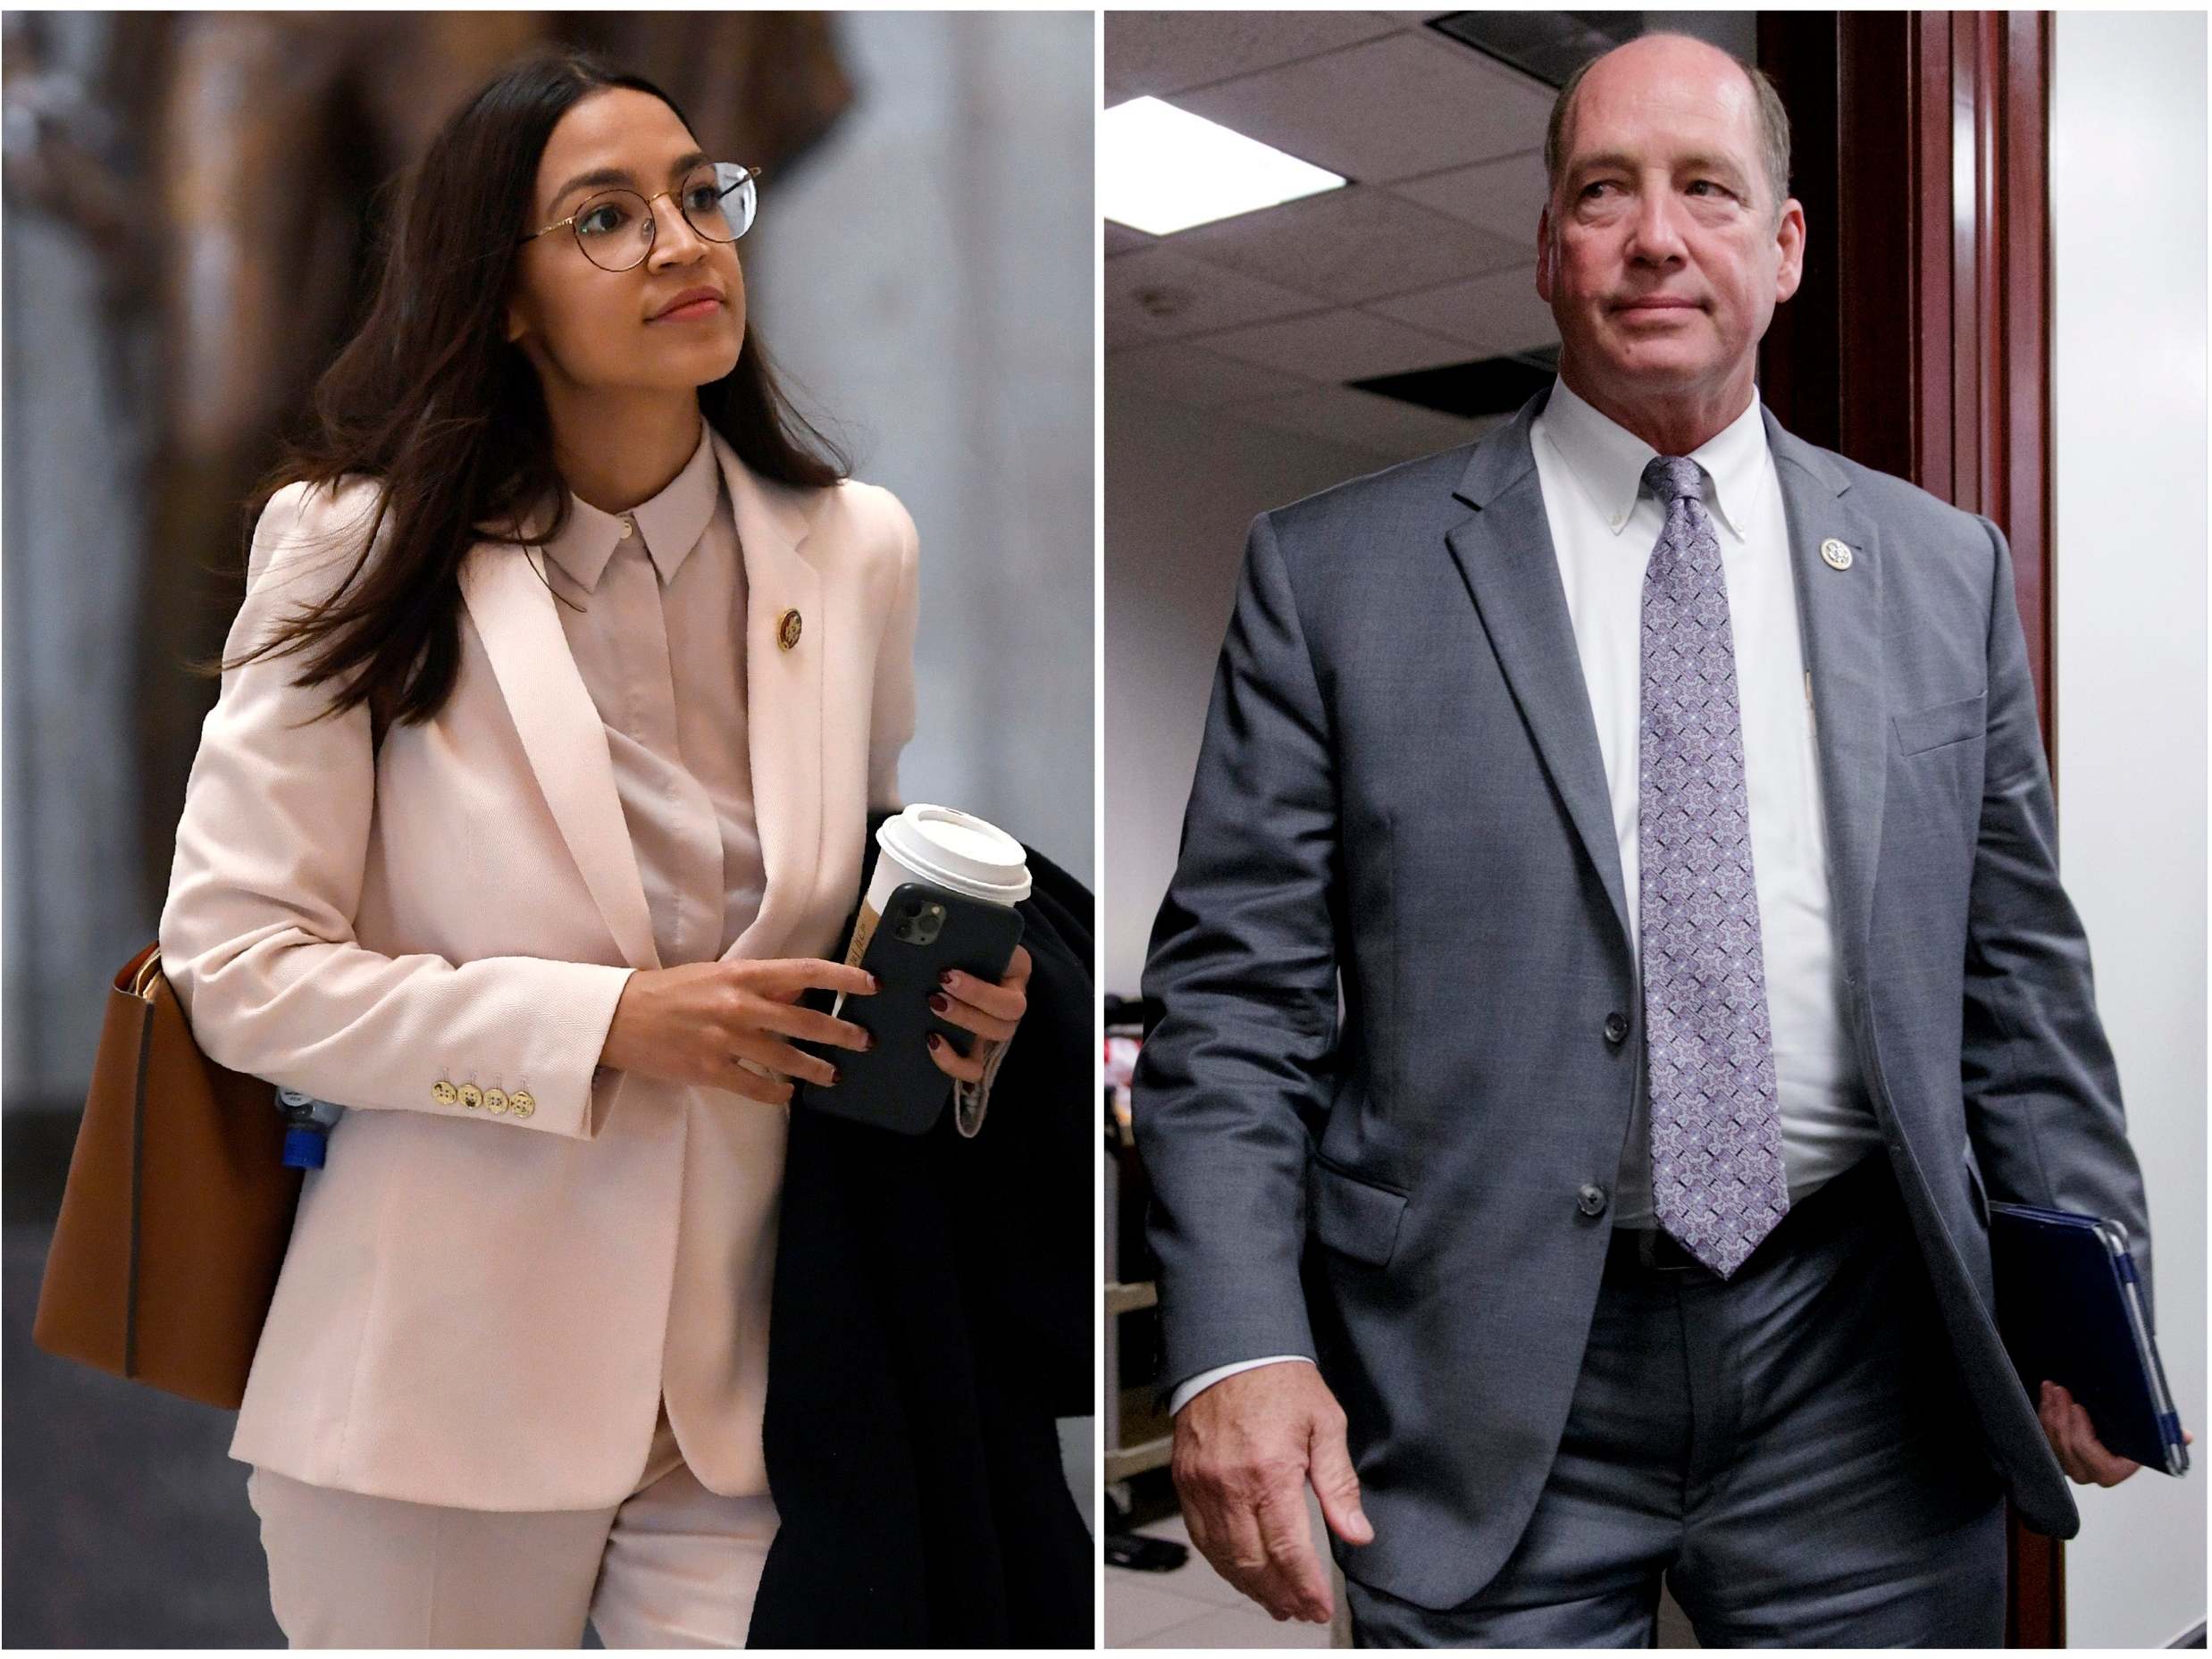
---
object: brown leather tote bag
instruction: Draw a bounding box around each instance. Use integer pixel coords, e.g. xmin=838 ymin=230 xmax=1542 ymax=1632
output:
xmin=31 ymin=941 xmax=301 ymax=1409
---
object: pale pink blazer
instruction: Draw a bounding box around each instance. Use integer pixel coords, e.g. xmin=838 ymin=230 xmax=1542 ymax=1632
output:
xmin=156 ymin=427 xmax=917 ymax=1510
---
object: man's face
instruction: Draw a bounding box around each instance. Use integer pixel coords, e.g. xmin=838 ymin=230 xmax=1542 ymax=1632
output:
xmin=1536 ymin=39 xmax=1803 ymax=415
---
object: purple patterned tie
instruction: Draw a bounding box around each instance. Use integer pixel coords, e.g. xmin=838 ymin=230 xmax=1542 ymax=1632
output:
xmin=1638 ymin=454 xmax=1789 ymax=1278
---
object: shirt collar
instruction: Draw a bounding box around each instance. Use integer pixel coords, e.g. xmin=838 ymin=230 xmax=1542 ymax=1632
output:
xmin=540 ymin=417 xmax=722 ymax=592
xmin=1538 ymin=372 xmax=1767 ymax=541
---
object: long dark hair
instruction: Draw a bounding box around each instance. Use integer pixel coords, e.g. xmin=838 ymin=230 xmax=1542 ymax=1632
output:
xmin=187 ymin=49 xmax=849 ymax=740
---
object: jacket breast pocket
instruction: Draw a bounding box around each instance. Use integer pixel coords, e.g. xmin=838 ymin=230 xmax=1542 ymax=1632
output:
xmin=1893 ymin=690 xmax=1988 ymax=756
xmin=1309 ymin=1156 xmax=1409 ymax=1269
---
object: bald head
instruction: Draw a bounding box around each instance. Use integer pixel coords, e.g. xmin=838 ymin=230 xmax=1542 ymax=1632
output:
xmin=1545 ymin=33 xmax=1792 ymax=235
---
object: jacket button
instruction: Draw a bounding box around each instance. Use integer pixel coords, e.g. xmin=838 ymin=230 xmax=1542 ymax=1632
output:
xmin=457 ymin=1084 xmax=482 ymax=1110
xmin=508 ymin=1090 xmax=535 ymax=1119
xmin=1604 ymin=1012 xmax=1630 ymax=1044
xmin=1578 ymin=1183 xmax=1608 ymax=1218
xmin=483 ymin=1088 xmax=509 ymax=1115
xmin=432 ymin=1080 xmax=457 ymax=1104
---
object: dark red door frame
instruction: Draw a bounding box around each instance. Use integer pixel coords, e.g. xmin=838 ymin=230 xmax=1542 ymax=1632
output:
xmin=1756 ymin=12 xmax=2063 ymax=1649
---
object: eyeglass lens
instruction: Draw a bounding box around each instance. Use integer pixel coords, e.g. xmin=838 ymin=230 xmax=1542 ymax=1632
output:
xmin=572 ymin=163 xmax=758 ymax=271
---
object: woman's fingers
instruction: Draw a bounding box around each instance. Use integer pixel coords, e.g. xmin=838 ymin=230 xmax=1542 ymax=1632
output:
xmin=718 ymin=1061 xmax=795 ymax=1108
xmin=935 ymin=954 xmax=1027 ymax=1022
xmin=752 ymin=958 xmax=878 ymax=1001
xmin=750 ymin=997 xmax=875 ymax=1052
xmin=928 ymin=989 xmax=1018 ymax=1045
xmin=926 ymin=1031 xmax=990 ymax=1084
xmin=729 ymin=1033 xmax=839 ymax=1090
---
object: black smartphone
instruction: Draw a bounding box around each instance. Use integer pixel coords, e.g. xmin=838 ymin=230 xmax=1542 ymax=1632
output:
xmin=795 ymin=882 xmax=1025 ymax=1135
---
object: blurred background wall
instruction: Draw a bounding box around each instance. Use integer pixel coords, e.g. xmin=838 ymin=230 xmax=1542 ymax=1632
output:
xmin=2 ymin=11 xmax=1093 ymax=1644
xmin=2048 ymin=10 xmax=2206 ymax=1644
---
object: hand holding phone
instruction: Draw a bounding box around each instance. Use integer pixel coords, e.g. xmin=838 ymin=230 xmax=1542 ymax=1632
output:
xmin=796 ymin=883 xmax=1024 ymax=1135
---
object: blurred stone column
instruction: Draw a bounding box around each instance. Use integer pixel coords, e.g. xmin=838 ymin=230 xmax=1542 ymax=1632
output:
xmin=2 ymin=11 xmax=156 ymax=1110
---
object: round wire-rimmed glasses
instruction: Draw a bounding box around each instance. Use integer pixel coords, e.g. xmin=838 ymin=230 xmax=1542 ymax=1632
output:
xmin=519 ymin=162 xmax=761 ymax=272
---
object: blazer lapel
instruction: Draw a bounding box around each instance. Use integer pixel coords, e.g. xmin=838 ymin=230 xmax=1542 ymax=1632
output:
xmin=1764 ymin=409 xmax=1887 ymax=985
xmin=459 ymin=535 xmax=662 ymax=973
xmin=713 ymin=430 xmax=825 ymax=959
xmin=1446 ymin=388 xmax=1635 ymax=959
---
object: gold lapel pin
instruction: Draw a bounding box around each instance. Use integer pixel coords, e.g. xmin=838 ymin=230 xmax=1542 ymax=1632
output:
xmin=1820 ymin=538 xmax=1854 ymax=571
xmin=776 ymin=608 xmax=803 ymax=651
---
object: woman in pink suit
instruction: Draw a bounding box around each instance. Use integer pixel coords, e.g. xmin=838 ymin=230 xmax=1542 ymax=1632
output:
xmin=155 ymin=50 xmax=1030 ymax=1646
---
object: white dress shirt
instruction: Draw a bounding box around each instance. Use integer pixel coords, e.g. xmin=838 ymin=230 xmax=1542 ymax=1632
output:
xmin=1169 ymin=374 xmax=1881 ymax=1415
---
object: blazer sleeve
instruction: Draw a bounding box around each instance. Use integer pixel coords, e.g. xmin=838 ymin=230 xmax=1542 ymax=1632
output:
xmin=867 ymin=486 xmax=920 ymax=816
xmin=1958 ymin=512 xmax=2157 ymax=1325
xmin=1130 ymin=510 xmax=1337 ymax=1381
xmin=156 ymin=479 xmax=636 ymax=1142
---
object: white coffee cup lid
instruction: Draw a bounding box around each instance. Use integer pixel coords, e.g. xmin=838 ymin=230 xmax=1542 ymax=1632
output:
xmin=876 ymin=804 xmax=1031 ymax=904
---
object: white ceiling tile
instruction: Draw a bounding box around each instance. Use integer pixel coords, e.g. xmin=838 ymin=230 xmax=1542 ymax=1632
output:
xmin=1232 ymin=382 xmax=1496 ymax=464
xmin=1369 ymin=264 xmax=1561 ymax=356
xmin=1199 ymin=307 xmax=1470 ymax=385
xmin=1171 ymin=186 xmax=1523 ymax=306
xmin=1388 ymin=150 xmax=1552 ymax=244
xmin=1107 ymin=342 xmax=1315 ymax=407
xmin=1173 ymin=30 xmax=1555 ymax=186
xmin=1104 ymin=11 xmax=1407 ymax=99
xmin=1104 ymin=246 xmax=1321 ymax=348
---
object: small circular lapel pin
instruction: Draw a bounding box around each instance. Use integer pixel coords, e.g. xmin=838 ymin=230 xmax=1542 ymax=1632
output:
xmin=776 ymin=608 xmax=803 ymax=650
xmin=1820 ymin=538 xmax=1854 ymax=571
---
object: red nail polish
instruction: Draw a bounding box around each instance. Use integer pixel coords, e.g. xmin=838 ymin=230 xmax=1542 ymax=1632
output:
xmin=938 ymin=970 xmax=957 ymax=989
xmin=926 ymin=1034 xmax=942 ymax=1052
xmin=928 ymin=993 xmax=949 ymax=1013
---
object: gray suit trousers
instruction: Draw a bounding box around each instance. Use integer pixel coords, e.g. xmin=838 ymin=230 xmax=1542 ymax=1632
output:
xmin=1344 ymin=1154 xmax=2008 ymax=1647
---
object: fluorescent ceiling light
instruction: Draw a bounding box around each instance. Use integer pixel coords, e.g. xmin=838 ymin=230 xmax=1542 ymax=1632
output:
xmin=1103 ymin=96 xmax=1345 ymax=236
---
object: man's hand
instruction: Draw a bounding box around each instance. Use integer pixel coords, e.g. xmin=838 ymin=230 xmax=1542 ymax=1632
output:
xmin=1170 ymin=1362 xmax=1374 ymax=1623
xmin=2039 ymin=1380 xmax=2192 ymax=1485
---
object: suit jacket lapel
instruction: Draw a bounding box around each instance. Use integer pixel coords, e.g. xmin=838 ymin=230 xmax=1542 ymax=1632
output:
xmin=1446 ymin=389 xmax=1635 ymax=959
xmin=459 ymin=537 xmax=663 ymax=973
xmin=457 ymin=430 xmax=827 ymax=974
xmin=1765 ymin=410 xmax=1886 ymax=986
xmin=1444 ymin=389 xmax=1891 ymax=985
xmin=713 ymin=429 xmax=824 ymax=959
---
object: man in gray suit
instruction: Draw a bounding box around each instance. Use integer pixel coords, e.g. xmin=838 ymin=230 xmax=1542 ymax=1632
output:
xmin=1132 ymin=31 xmax=2174 ymax=1646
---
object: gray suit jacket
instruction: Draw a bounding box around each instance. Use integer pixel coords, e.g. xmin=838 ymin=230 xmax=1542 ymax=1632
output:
xmin=1132 ymin=382 xmax=2154 ymax=1610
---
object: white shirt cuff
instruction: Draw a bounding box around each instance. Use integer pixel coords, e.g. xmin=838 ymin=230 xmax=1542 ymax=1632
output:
xmin=1168 ymin=1354 xmax=1315 ymax=1416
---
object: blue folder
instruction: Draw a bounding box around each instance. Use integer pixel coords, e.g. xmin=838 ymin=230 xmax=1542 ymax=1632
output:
xmin=1987 ymin=1201 xmax=2189 ymax=1477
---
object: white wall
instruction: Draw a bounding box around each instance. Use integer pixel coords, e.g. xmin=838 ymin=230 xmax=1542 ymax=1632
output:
xmin=2050 ymin=11 xmax=2208 ymax=1647
xmin=1103 ymin=390 xmax=1400 ymax=994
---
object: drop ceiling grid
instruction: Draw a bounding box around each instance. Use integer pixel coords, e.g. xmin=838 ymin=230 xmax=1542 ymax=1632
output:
xmin=1106 ymin=8 xmax=1563 ymax=450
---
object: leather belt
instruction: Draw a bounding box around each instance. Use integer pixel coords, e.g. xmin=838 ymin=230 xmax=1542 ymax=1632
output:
xmin=1605 ymin=1150 xmax=1895 ymax=1282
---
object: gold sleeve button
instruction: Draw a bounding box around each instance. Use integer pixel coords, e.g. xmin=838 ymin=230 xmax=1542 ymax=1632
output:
xmin=484 ymin=1087 xmax=508 ymax=1115
xmin=507 ymin=1090 xmax=535 ymax=1119
xmin=432 ymin=1080 xmax=458 ymax=1105
xmin=457 ymin=1084 xmax=482 ymax=1110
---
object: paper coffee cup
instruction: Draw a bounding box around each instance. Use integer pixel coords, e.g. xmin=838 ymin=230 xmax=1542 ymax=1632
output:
xmin=834 ymin=805 xmax=1030 ymax=1014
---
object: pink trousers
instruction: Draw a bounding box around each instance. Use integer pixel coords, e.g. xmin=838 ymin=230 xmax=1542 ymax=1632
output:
xmin=245 ymin=1395 xmax=779 ymax=1647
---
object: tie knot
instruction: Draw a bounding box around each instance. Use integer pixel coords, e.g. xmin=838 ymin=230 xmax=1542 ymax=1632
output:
xmin=1643 ymin=455 xmax=1705 ymax=506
